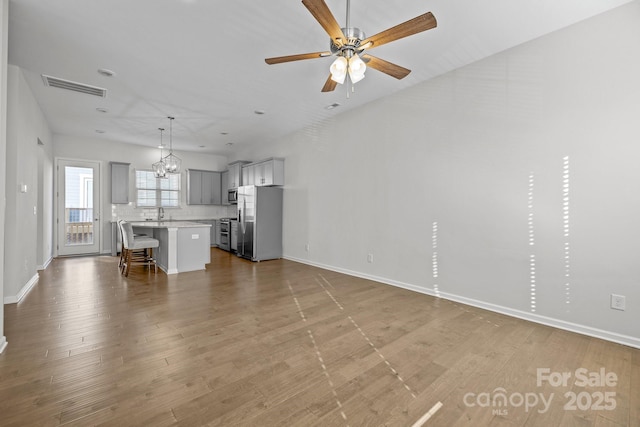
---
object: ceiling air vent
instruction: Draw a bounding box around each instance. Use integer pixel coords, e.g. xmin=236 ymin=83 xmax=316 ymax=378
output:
xmin=41 ymin=74 xmax=107 ymax=97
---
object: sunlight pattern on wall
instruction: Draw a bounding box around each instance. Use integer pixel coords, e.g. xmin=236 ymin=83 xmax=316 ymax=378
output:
xmin=432 ymin=221 xmax=440 ymax=297
xmin=563 ymin=156 xmax=571 ymax=311
xmin=528 ymin=174 xmax=536 ymax=312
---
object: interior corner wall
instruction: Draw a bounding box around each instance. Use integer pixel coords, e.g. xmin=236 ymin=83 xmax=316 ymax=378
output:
xmin=4 ymin=64 xmax=53 ymax=303
xmin=36 ymin=142 xmax=54 ymax=270
xmin=236 ymin=2 xmax=640 ymax=348
xmin=0 ymin=0 xmax=9 ymax=352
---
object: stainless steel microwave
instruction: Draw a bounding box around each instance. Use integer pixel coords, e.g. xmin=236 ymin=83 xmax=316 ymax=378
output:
xmin=228 ymin=188 xmax=238 ymax=204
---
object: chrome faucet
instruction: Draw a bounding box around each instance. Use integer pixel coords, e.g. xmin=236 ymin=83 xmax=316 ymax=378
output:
xmin=158 ymin=207 xmax=164 ymax=221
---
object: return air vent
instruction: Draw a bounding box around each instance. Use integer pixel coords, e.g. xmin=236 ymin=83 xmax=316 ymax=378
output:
xmin=41 ymin=74 xmax=107 ymax=97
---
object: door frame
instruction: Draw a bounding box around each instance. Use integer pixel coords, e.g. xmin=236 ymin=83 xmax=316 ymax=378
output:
xmin=56 ymin=158 xmax=102 ymax=256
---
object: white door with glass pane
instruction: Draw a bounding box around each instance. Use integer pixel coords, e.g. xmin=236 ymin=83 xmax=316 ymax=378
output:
xmin=57 ymin=159 xmax=101 ymax=256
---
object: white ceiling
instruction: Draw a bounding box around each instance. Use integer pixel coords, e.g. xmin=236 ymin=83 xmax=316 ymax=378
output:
xmin=7 ymin=0 xmax=633 ymax=156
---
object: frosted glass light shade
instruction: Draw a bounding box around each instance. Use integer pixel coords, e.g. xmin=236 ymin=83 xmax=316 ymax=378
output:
xmin=330 ymin=56 xmax=348 ymax=84
xmin=348 ymin=55 xmax=366 ymax=83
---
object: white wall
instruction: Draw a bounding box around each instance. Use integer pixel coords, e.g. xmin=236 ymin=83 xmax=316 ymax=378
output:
xmin=0 ymin=0 xmax=9 ymax=353
xmin=54 ymin=135 xmax=233 ymax=254
xmin=4 ymin=65 xmax=53 ymax=304
xmin=36 ymin=140 xmax=54 ymax=269
xmin=234 ymin=2 xmax=640 ymax=348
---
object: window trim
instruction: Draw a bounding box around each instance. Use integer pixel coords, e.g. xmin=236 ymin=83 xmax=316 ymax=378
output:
xmin=135 ymin=169 xmax=181 ymax=208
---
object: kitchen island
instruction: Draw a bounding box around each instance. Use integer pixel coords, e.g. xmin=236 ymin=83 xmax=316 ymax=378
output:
xmin=129 ymin=221 xmax=211 ymax=274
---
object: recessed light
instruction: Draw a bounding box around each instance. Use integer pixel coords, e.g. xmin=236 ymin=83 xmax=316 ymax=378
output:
xmin=95 ymin=129 xmax=106 ymax=134
xmin=220 ymin=132 xmax=229 ymax=135
xmin=254 ymin=110 xmax=265 ymax=115
xmin=199 ymin=145 xmax=206 ymax=148
xmin=96 ymin=107 xmax=108 ymax=113
xmin=226 ymin=142 xmax=234 ymax=146
xmin=97 ymin=68 xmax=116 ymax=77
xmin=325 ymin=103 xmax=340 ymax=110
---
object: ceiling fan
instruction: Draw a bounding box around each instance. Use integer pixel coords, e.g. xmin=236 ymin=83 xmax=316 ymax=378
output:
xmin=265 ymin=0 xmax=437 ymax=92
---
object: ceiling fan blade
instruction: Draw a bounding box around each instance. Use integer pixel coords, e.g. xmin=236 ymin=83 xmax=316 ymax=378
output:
xmin=321 ymin=74 xmax=338 ymax=92
xmin=361 ymin=54 xmax=411 ymax=79
xmin=302 ymin=0 xmax=345 ymax=47
xmin=360 ymin=12 xmax=437 ymax=50
xmin=265 ymin=52 xmax=331 ymax=65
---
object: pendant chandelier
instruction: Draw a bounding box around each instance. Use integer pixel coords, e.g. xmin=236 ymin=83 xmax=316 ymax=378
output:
xmin=163 ymin=116 xmax=181 ymax=174
xmin=152 ymin=127 xmax=167 ymax=178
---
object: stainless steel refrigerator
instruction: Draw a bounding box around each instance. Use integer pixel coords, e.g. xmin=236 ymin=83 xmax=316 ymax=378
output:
xmin=237 ymin=185 xmax=283 ymax=261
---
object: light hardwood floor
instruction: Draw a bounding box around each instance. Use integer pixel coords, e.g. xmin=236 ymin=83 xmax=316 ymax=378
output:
xmin=1 ymin=250 xmax=638 ymax=426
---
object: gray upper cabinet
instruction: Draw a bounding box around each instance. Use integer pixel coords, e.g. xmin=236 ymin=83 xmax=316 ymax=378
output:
xmin=242 ymin=158 xmax=284 ymax=187
xmin=187 ymin=169 xmax=221 ymax=205
xmin=221 ymin=170 xmax=229 ymax=205
xmin=241 ymin=163 xmax=254 ymax=187
xmin=209 ymin=171 xmax=222 ymax=204
xmin=110 ymin=162 xmax=130 ymax=204
xmin=187 ymin=170 xmax=203 ymax=204
xmin=202 ymin=172 xmax=214 ymax=204
xmin=227 ymin=160 xmax=250 ymax=189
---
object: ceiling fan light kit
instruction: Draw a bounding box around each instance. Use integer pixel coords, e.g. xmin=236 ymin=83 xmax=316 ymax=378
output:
xmin=329 ymin=26 xmax=366 ymax=84
xmin=265 ymin=0 xmax=437 ymax=92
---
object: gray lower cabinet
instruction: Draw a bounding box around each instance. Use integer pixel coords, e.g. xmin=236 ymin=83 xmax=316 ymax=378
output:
xmin=215 ymin=220 xmax=222 ymax=247
xmin=187 ymin=169 xmax=221 ymax=205
xmin=230 ymin=220 xmax=238 ymax=252
xmin=204 ymin=220 xmax=217 ymax=247
xmin=111 ymin=221 xmax=120 ymax=256
xmin=110 ymin=162 xmax=130 ymax=204
xmin=212 ymin=220 xmax=219 ymax=246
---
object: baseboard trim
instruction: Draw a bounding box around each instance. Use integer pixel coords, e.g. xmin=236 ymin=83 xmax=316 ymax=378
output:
xmin=3 ymin=273 xmax=39 ymax=305
xmin=0 ymin=337 xmax=7 ymax=354
xmin=37 ymin=256 xmax=53 ymax=271
xmin=284 ymin=256 xmax=640 ymax=350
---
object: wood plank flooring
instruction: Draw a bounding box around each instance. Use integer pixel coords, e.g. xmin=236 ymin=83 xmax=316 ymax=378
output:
xmin=1 ymin=250 xmax=638 ymax=426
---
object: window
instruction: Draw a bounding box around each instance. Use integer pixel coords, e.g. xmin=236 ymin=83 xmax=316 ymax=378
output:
xmin=135 ymin=170 xmax=180 ymax=207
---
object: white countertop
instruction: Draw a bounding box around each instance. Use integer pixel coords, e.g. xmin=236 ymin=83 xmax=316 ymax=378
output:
xmin=111 ymin=218 xmax=220 ymax=223
xmin=129 ymin=221 xmax=212 ymax=228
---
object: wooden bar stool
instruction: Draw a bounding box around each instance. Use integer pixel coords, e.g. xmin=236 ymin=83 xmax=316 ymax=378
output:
xmin=119 ymin=221 xmax=159 ymax=277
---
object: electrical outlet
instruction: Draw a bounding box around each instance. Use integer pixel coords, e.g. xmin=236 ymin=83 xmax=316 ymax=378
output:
xmin=367 ymin=253 xmax=374 ymax=263
xmin=610 ymin=294 xmax=626 ymax=311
